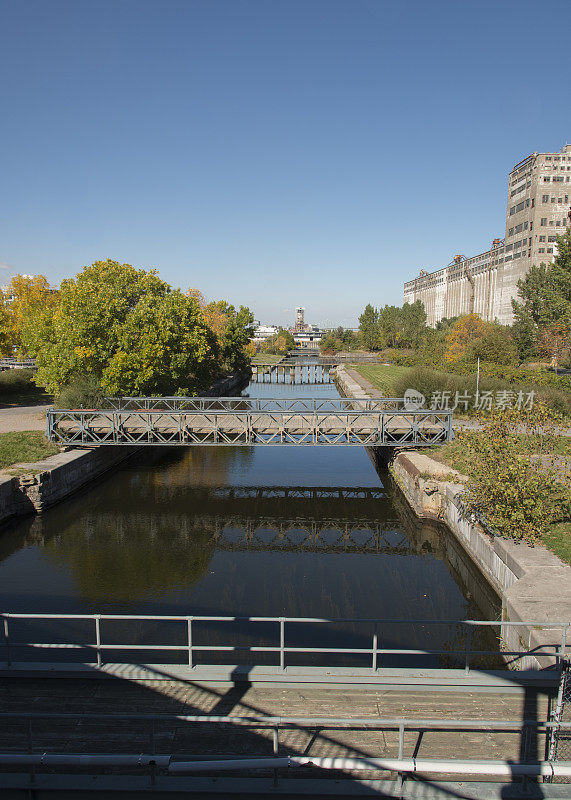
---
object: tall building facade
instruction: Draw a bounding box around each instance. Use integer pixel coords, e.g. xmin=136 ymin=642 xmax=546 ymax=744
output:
xmin=404 ymin=144 xmax=571 ymax=326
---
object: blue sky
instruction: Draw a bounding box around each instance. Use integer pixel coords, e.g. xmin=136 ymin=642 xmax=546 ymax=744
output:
xmin=1 ymin=0 xmax=570 ymax=327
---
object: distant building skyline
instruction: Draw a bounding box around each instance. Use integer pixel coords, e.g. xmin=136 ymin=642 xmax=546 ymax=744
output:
xmin=404 ymin=144 xmax=571 ymax=326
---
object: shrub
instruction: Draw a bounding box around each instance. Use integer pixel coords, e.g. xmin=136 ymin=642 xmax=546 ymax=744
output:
xmin=393 ymin=365 xmax=571 ymax=417
xmin=458 ymin=404 xmax=570 ymax=543
xmin=0 ymin=368 xmax=37 ymax=396
xmin=378 ymin=348 xmax=418 ymax=367
xmin=55 ymin=375 xmax=105 ymax=408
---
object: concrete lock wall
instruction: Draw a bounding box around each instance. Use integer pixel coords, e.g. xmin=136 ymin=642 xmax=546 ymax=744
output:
xmin=334 ymin=366 xmax=571 ymax=670
xmin=0 ymin=371 xmax=249 ymax=529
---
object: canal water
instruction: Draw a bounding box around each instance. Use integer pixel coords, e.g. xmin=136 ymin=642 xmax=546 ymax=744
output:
xmin=0 ymin=371 xmax=500 ymax=669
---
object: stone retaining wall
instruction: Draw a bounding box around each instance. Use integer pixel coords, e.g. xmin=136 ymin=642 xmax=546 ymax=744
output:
xmin=0 ymin=370 xmax=249 ymax=528
xmin=335 ymin=366 xmax=571 ymax=670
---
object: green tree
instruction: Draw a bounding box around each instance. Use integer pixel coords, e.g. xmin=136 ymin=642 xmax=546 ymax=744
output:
xmin=512 ymin=228 xmax=571 ymax=365
xmin=101 ymin=291 xmax=219 ymax=396
xmin=25 ymin=259 xmax=220 ymax=396
xmin=469 ymin=322 xmax=518 ymax=366
xmin=401 ymin=300 xmax=427 ymax=348
xmin=0 ymin=290 xmax=13 ymax=356
xmin=358 ymin=304 xmax=380 ymax=350
xmin=319 ymin=333 xmax=342 ymax=354
xmin=261 ymin=330 xmax=295 ymax=355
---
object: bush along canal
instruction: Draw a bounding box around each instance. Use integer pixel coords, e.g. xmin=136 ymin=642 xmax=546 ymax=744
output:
xmin=0 ymin=366 xmax=502 ymax=673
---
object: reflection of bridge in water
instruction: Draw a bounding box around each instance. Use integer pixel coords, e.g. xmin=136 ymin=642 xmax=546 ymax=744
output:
xmin=70 ymin=485 xmax=441 ymax=557
xmin=80 ymin=512 xmax=420 ymax=555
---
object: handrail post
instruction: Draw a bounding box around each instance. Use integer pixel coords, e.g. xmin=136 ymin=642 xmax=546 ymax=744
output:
xmin=558 ymin=623 xmax=568 ymax=669
xmin=187 ymin=617 xmax=193 ymax=668
xmin=27 ymin=718 xmax=35 ymax=783
xmin=3 ymin=616 xmax=11 ymax=668
xmin=396 ymin=722 xmax=405 ymax=795
xmin=372 ymin=624 xmax=378 ymax=672
xmin=94 ymin=615 xmax=102 ymax=669
xmin=465 ymin=625 xmax=473 ymax=674
xmin=273 ymin=725 xmax=279 ymax=787
xmin=279 ymin=618 xmax=285 ymax=670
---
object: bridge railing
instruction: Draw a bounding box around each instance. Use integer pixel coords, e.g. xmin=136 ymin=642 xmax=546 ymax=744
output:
xmin=97 ymin=397 xmax=409 ymax=412
xmin=0 ymin=710 xmax=569 ymax=786
xmin=0 ymin=357 xmax=37 ymax=371
xmin=0 ymin=613 xmax=568 ymax=674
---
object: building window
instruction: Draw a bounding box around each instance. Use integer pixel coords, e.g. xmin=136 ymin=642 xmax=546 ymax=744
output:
xmin=515 ymin=224 xmax=523 ymax=234
xmin=541 ymin=218 xmax=547 ymax=226
xmin=508 ymin=227 xmax=514 ymax=237
xmin=548 ymin=235 xmax=557 ymax=242
xmin=543 ymin=194 xmax=549 ymax=202
xmin=510 ymin=206 xmax=516 ymax=216
xmin=544 ymin=177 xmax=551 ymax=182
xmin=538 ymin=248 xmax=545 ymax=253
xmin=553 ymin=176 xmax=564 ymax=182
xmin=547 ymin=248 xmax=553 ymax=253
xmin=539 ymin=235 xmax=546 ymax=242
xmin=516 ymin=201 xmax=525 ymax=212
xmin=505 ymin=243 xmax=513 ymax=251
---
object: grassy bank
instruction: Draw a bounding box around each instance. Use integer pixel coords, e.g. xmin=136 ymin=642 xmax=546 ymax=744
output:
xmin=0 ymin=431 xmax=60 ymax=470
xmin=0 ymin=369 xmax=51 ymax=407
xmin=251 ymin=353 xmax=283 ymax=365
xmin=353 ymin=364 xmax=411 ymax=395
xmin=354 ymin=363 xmax=570 ymax=416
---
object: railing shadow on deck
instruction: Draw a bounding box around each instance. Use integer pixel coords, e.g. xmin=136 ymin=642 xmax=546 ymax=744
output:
xmin=0 ymin=614 xmax=569 ymax=796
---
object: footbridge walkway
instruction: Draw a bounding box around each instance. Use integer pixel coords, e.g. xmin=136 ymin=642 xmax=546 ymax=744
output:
xmin=46 ymin=397 xmax=453 ymax=447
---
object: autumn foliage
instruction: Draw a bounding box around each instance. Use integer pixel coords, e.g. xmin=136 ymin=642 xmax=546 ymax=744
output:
xmin=11 ymin=260 xmax=254 ymax=398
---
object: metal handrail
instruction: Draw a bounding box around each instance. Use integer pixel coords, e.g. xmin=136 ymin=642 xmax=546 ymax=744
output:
xmin=0 ymin=711 xmax=570 ymax=783
xmin=1 ymin=613 xmax=568 ymax=673
xmin=90 ymin=396 xmax=413 ymax=411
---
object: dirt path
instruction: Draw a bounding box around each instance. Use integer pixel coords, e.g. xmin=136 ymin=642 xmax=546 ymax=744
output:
xmin=0 ymin=404 xmax=50 ymax=433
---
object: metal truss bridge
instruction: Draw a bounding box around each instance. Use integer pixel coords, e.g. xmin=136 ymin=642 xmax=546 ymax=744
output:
xmin=251 ymin=363 xmax=333 ymax=384
xmin=46 ymin=397 xmax=453 ymax=447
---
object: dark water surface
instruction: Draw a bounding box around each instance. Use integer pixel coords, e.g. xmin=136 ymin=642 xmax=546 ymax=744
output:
xmin=0 ymin=378 xmax=500 ymax=668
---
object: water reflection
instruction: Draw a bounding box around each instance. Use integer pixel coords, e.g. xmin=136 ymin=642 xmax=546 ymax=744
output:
xmin=0 ymin=374 xmax=500 ymax=666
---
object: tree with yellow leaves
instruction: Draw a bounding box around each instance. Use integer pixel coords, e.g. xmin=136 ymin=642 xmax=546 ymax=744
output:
xmin=1 ymin=274 xmax=58 ymax=357
xmin=444 ymin=313 xmax=487 ymax=366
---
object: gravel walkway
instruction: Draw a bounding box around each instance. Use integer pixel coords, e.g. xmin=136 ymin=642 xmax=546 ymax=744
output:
xmin=0 ymin=404 xmax=50 ymax=433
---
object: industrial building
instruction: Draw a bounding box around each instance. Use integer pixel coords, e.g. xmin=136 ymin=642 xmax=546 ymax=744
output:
xmin=404 ymin=145 xmax=571 ymax=326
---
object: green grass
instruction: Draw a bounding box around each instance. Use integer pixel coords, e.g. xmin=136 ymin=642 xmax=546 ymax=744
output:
xmin=0 ymin=369 xmax=51 ymax=408
xmin=353 ymin=364 xmax=411 ymax=396
xmin=429 ymin=434 xmax=571 ymax=477
xmin=251 ymin=353 xmax=283 ymax=365
xmin=543 ymin=521 xmax=571 ymax=565
xmin=0 ymin=431 xmax=60 ymax=470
